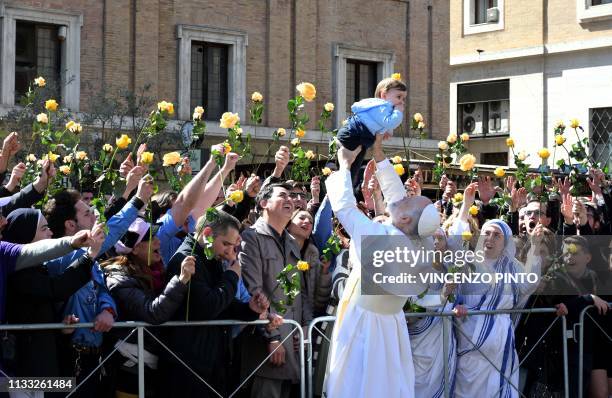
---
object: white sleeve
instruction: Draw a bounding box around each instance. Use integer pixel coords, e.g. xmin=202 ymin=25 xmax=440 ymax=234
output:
xmin=375 ymin=159 xmax=406 ymax=205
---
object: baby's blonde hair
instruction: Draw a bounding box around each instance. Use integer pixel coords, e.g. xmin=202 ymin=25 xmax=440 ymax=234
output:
xmin=375 ymin=77 xmax=407 ymax=98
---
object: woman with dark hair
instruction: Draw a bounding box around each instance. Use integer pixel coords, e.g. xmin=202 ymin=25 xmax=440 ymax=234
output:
xmin=286 ymin=209 xmax=332 ymax=315
xmin=102 ymin=217 xmax=195 ymax=396
xmin=4 ymin=208 xmax=105 ymax=380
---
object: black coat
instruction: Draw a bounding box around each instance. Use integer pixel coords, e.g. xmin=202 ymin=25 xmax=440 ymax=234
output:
xmin=162 ymin=234 xmax=258 ymax=397
xmin=5 ymin=254 xmax=93 ymax=377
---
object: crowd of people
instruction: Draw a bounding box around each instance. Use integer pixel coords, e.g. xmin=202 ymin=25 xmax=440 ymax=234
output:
xmin=0 ymin=122 xmax=609 ymax=398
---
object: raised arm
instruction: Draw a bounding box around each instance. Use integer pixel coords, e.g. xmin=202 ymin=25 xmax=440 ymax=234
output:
xmin=171 ymin=152 xmax=217 ymax=227
xmin=372 ymin=134 xmax=405 ymax=204
xmin=191 ymin=151 xmax=239 ymax=220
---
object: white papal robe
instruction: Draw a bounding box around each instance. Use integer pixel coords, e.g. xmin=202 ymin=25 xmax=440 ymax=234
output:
xmin=324 ymin=160 xmax=432 ymax=398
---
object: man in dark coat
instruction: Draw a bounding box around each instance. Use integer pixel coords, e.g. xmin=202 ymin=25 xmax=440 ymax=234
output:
xmin=163 ymin=210 xmax=270 ymax=397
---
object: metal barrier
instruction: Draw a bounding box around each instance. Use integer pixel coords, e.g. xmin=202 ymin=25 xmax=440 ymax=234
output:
xmin=0 ymin=318 xmax=306 ymax=398
xmin=307 ymin=307 xmax=569 ymax=398
xmin=576 ymin=302 xmax=612 ymax=398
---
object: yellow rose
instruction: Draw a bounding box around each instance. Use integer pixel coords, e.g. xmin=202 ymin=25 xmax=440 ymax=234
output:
xmin=453 ymin=193 xmax=464 ymax=203
xmin=555 ymin=135 xmax=566 ymax=145
xmin=46 ymin=152 xmax=59 ymax=162
xmin=63 ymin=155 xmax=73 ymax=164
xmin=162 ymin=152 xmax=182 ymax=167
xmin=157 ymin=101 xmax=174 ymax=115
xmin=418 ymin=121 xmax=426 ymax=129
xmin=295 ymin=128 xmax=305 ymax=138
xmin=66 ymin=121 xmax=82 ymax=134
xmin=140 ymin=151 xmax=154 ymax=165
xmin=447 ymin=133 xmax=457 ymax=144
xmin=517 ymin=150 xmax=528 ymax=161
xmin=413 ymin=113 xmax=424 ymax=123
xmin=555 ymin=120 xmax=566 ymax=130
xmin=36 ymin=113 xmax=48 ymax=124
xmin=223 ymin=142 xmax=232 ymax=153
xmin=45 ymin=99 xmax=58 ymax=112
xmin=305 ymin=150 xmax=315 ymax=160
xmin=194 ymin=106 xmax=204 ymax=115
xmin=103 ymin=144 xmax=113 ymax=153
xmin=251 ymin=91 xmax=263 ymax=102
xmin=459 ymin=153 xmax=476 ymax=172
xmin=461 ymin=230 xmax=473 ymax=242
xmin=393 ymin=164 xmax=405 ymax=176
xmin=438 ymin=141 xmax=449 ymax=151
xmin=291 ymin=138 xmax=300 ymax=146
xmin=469 ymin=205 xmax=479 ymax=216
xmin=219 ymin=112 xmax=240 ymax=129
xmin=392 ymin=155 xmax=403 ymax=164
xmin=322 ymin=167 xmax=332 ymax=176
xmin=236 ymin=127 xmax=243 ymax=136
xmin=506 ymin=138 xmax=515 ymax=148
xmin=324 ymin=102 xmax=334 ymax=112
xmin=276 ymin=128 xmax=286 ymax=137
xmin=494 ymin=167 xmax=506 ymax=178
xmin=570 ymin=119 xmax=580 ymax=129
xmin=229 ymin=190 xmax=245 ymax=204
xmin=59 ymin=165 xmax=71 ymax=175
xmin=460 ymin=133 xmax=470 ymax=142
xmin=296 ymin=260 xmax=310 ymax=271
xmin=566 ymin=243 xmax=578 ymax=254
xmin=116 ymin=134 xmax=132 ymax=150
xmin=27 ymin=154 xmax=37 ymax=162
xmin=538 ymin=148 xmax=550 ymax=160
xmin=76 ymin=151 xmax=88 ymax=161
xmin=296 ymin=82 xmax=316 ymax=102
xmin=34 ymin=77 xmax=46 ymax=87
xmin=391 ymin=73 xmax=402 ymax=81
xmin=65 ymin=121 xmax=75 ymax=131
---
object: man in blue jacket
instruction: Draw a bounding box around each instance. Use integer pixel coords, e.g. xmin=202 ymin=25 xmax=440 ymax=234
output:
xmin=44 ymin=173 xmax=153 ymax=396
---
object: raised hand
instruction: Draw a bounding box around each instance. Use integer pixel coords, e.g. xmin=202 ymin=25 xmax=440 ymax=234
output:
xmin=272 ymin=146 xmax=290 ymax=177
xmin=310 ymin=176 xmax=320 ymax=204
xmin=87 ymin=222 xmax=107 ymax=258
xmin=477 ymin=176 xmax=496 ymax=204
xmin=136 ymin=143 xmax=147 ymax=167
xmin=510 ymin=186 xmax=527 ymax=212
xmin=6 ymin=162 xmax=26 ymax=191
xmin=2 ymin=132 xmax=21 ymax=160
xmin=463 ymin=182 xmax=478 ymax=206
xmin=70 ymin=230 xmax=91 ymax=249
xmin=119 ymin=153 xmax=135 ymax=178
xmin=135 ymin=174 xmax=154 ymax=203
xmin=222 ymin=152 xmax=239 ymax=172
xmin=560 ymin=193 xmax=574 ymax=224
xmin=33 ymin=159 xmax=56 ymax=193
xmin=249 ymin=290 xmax=270 ymax=314
xmin=179 ymin=256 xmax=196 ymax=284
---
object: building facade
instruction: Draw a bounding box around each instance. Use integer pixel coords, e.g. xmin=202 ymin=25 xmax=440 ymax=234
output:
xmin=0 ymin=0 xmax=450 ymax=165
xmin=450 ymin=0 xmax=612 ymax=169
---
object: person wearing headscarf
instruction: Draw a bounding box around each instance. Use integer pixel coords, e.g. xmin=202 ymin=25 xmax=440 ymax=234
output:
xmin=3 ymin=208 xmax=105 ymax=379
xmin=451 ymin=183 xmax=545 ymax=398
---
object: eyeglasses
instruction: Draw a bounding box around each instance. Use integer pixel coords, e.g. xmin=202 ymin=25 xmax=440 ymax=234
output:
xmin=525 ymin=209 xmax=542 ymax=217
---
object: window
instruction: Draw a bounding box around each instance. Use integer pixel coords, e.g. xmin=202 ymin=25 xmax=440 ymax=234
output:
xmin=345 ymin=60 xmax=377 ymax=114
xmin=474 ymin=0 xmax=497 ymax=24
xmin=590 ymin=107 xmax=612 ymax=171
xmin=333 ymin=44 xmax=395 ymax=127
xmin=190 ymin=42 xmax=228 ymax=121
xmin=177 ymin=25 xmax=247 ymax=121
xmin=0 ymin=5 xmax=82 ymax=109
xmin=15 ymin=22 xmax=61 ymax=102
xmin=457 ymin=80 xmax=509 ymax=137
xmin=463 ymin=0 xmax=504 ymax=35
xmin=481 ymin=152 xmax=508 ymax=166
xmin=577 ymin=0 xmax=612 ymax=22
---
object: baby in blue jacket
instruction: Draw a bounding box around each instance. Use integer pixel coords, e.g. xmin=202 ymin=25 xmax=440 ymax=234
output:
xmin=337 ymin=76 xmax=407 ymax=186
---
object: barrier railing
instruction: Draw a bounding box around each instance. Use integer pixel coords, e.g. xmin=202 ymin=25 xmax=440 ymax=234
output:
xmin=576 ymin=302 xmax=612 ymax=398
xmin=307 ymin=307 xmax=568 ymax=398
xmin=0 ymin=319 xmax=306 ymax=398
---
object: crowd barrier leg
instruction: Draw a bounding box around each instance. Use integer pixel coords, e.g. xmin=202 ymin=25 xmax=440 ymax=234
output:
xmin=442 ymin=316 xmax=450 ymax=398
xmin=577 ymin=302 xmax=612 ymax=398
xmin=138 ymin=326 xmax=145 ymax=398
xmin=562 ymin=316 xmax=569 ymax=398
xmin=307 ymin=316 xmax=335 ymax=398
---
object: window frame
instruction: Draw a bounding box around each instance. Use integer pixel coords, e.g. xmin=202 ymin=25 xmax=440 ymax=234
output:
xmin=577 ymin=0 xmax=612 ymax=22
xmin=333 ymin=44 xmax=395 ymax=128
xmin=177 ymin=24 xmax=247 ymax=122
xmin=0 ymin=4 xmax=82 ymax=110
xmin=345 ymin=59 xmax=378 ymax=114
xmin=463 ymin=0 xmax=505 ymax=36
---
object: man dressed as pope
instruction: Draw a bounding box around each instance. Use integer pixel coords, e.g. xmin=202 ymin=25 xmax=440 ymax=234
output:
xmin=324 ymin=135 xmax=441 ymax=398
